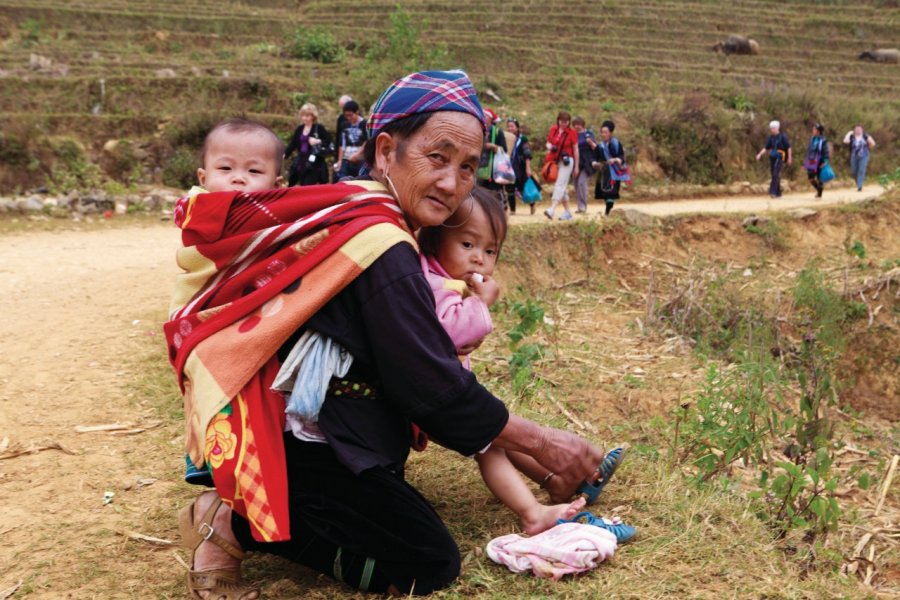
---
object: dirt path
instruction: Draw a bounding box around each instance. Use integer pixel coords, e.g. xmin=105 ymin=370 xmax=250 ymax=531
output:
xmin=0 ymin=226 xmax=183 ymax=596
xmin=510 ymin=183 xmax=885 ymax=223
xmin=0 ymin=185 xmax=890 ymax=596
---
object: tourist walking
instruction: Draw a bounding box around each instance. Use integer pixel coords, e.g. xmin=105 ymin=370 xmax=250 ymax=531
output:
xmin=755 ymin=120 xmax=792 ymax=198
xmin=507 ymin=118 xmax=534 ymax=214
xmin=589 ymin=120 xmax=626 ymax=215
xmin=476 ymin=108 xmax=508 ymax=201
xmin=573 ymin=117 xmax=596 ymax=213
xmin=285 ymin=103 xmax=332 ymax=186
xmin=804 ymin=123 xmax=830 ymax=198
xmin=543 ymin=111 xmax=579 ymax=221
xmin=843 ymin=125 xmax=876 ymax=191
xmin=334 ymin=100 xmax=367 ymax=180
xmin=333 ymin=94 xmax=354 ymax=182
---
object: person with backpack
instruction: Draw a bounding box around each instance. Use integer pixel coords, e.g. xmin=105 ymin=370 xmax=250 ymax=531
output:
xmin=803 ymin=123 xmax=830 ymax=198
xmin=477 ymin=108 xmax=508 ymax=195
xmin=507 ymin=118 xmax=534 ymax=214
xmin=842 ymin=124 xmax=877 ymax=191
xmin=755 ymin=120 xmax=792 ymax=198
xmin=543 ymin=111 xmax=579 ymax=221
xmin=588 ymin=120 xmax=626 ymax=216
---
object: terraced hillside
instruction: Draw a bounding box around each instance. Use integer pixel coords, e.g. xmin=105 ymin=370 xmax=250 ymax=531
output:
xmin=0 ymin=0 xmax=897 ymax=191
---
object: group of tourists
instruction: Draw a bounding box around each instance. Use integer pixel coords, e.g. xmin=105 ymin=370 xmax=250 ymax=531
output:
xmin=284 ymin=96 xmax=633 ymax=219
xmin=285 ymin=94 xmax=880 ymax=224
xmin=475 ymin=110 xmax=630 ymax=219
xmin=284 ymin=95 xmax=368 ymax=186
xmin=756 ymin=120 xmax=877 ymax=199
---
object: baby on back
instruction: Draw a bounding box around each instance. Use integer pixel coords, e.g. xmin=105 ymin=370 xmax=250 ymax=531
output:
xmin=195 ymin=117 xmax=285 ymax=194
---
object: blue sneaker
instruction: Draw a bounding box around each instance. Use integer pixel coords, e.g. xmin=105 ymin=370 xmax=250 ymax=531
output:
xmin=559 ymin=512 xmax=637 ymax=543
xmin=559 ymin=211 xmax=574 ymax=221
xmin=577 ymin=446 xmax=626 ymax=504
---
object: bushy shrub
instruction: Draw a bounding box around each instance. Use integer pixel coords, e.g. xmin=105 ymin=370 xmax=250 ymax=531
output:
xmin=100 ymin=140 xmax=143 ymax=186
xmin=48 ymin=137 xmax=104 ymax=193
xmin=648 ymin=95 xmax=736 ymax=184
xmin=285 ymin=27 xmax=345 ymax=64
xmin=162 ymin=146 xmax=198 ymax=189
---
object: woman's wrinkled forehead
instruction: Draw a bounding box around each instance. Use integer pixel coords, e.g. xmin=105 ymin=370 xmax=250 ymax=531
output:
xmin=412 ymin=113 xmax=484 ymax=162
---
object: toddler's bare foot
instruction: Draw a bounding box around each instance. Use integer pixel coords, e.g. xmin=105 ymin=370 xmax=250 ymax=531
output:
xmin=521 ymin=496 xmax=586 ymax=536
xmin=544 ymin=471 xmax=586 ymax=504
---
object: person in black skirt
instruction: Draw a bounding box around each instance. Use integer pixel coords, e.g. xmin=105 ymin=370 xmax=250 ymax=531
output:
xmin=804 ymin=123 xmax=829 ymax=198
xmin=588 ymin=120 xmax=625 ymax=215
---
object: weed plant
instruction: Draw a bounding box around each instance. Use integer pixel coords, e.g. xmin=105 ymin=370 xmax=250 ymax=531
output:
xmin=504 ymin=299 xmax=547 ymax=399
xmin=659 ymin=265 xmax=870 ymax=559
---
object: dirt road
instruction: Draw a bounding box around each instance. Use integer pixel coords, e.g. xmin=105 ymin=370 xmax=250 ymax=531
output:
xmin=510 ymin=183 xmax=885 ymax=223
xmin=0 ymin=184 xmax=889 ymax=596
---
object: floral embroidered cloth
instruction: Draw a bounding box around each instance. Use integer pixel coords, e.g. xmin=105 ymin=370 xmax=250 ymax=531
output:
xmin=165 ymin=181 xmax=415 ymax=542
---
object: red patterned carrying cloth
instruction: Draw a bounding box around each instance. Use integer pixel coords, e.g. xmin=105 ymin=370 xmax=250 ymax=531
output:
xmin=165 ymin=181 xmax=416 ymax=542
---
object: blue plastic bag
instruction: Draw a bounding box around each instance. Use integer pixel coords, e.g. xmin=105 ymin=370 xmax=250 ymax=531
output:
xmin=523 ymin=176 xmax=541 ymax=204
xmin=819 ymin=161 xmax=835 ymax=183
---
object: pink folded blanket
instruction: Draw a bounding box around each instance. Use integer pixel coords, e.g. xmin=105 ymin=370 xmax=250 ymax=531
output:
xmin=485 ymin=522 xmax=617 ymax=580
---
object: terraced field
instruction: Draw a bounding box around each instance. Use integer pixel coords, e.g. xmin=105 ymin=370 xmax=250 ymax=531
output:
xmin=0 ymin=0 xmax=897 ymax=190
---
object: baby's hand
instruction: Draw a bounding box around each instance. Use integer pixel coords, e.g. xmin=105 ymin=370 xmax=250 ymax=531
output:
xmin=468 ymin=274 xmax=500 ymax=307
xmin=458 ymin=337 xmax=485 ymax=355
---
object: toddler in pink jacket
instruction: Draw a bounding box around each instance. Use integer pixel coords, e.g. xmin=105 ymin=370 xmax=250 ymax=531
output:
xmin=418 ymin=188 xmax=586 ymax=534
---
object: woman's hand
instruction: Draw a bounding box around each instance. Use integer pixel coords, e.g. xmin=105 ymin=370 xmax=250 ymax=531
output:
xmin=756 ymin=151 xmax=764 ymax=161
xmin=546 ymin=142 xmax=555 ymax=151
xmin=309 ymin=138 xmax=322 ymax=146
xmin=533 ymin=427 xmax=605 ymax=500
xmin=492 ymin=415 xmax=606 ymax=502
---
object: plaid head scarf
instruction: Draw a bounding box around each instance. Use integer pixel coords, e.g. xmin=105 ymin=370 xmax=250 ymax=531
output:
xmin=367 ymin=70 xmax=485 ymax=138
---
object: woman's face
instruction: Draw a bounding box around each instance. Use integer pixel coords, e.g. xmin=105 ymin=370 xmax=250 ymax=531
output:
xmin=558 ymin=118 xmax=570 ymax=129
xmin=811 ymin=126 xmax=818 ymax=136
xmin=600 ymin=126 xmax=612 ymax=141
xmin=507 ymin=121 xmax=519 ymax=135
xmin=300 ymin=112 xmax=314 ymax=126
xmin=375 ymin=112 xmax=483 ymax=230
xmin=854 ymin=125 xmax=863 ymax=136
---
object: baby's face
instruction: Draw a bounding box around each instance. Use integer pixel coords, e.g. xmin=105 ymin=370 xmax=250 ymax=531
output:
xmin=436 ymin=202 xmax=499 ymax=282
xmin=198 ymin=129 xmax=283 ymax=193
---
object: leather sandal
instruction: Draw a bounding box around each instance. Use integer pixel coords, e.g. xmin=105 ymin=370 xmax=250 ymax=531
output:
xmin=178 ymin=495 xmax=259 ymax=600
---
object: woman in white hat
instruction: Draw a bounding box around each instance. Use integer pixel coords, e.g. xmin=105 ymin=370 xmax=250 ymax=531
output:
xmin=755 ymin=120 xmax=792 ymax=198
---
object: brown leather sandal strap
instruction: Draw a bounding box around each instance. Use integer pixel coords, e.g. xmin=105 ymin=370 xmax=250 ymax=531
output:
xmin=196 ymin=497 xmax=247 ymax=560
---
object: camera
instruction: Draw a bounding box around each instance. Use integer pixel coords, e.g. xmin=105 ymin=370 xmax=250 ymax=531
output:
xmin=562 ymin=155 xmax=572 ymax=167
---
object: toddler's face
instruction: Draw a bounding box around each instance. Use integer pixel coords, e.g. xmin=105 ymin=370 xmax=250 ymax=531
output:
xmin=198 ymin=130 xmax=283 ymax=193
xmin=436 ymin=202 xmax=499 ymax=282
